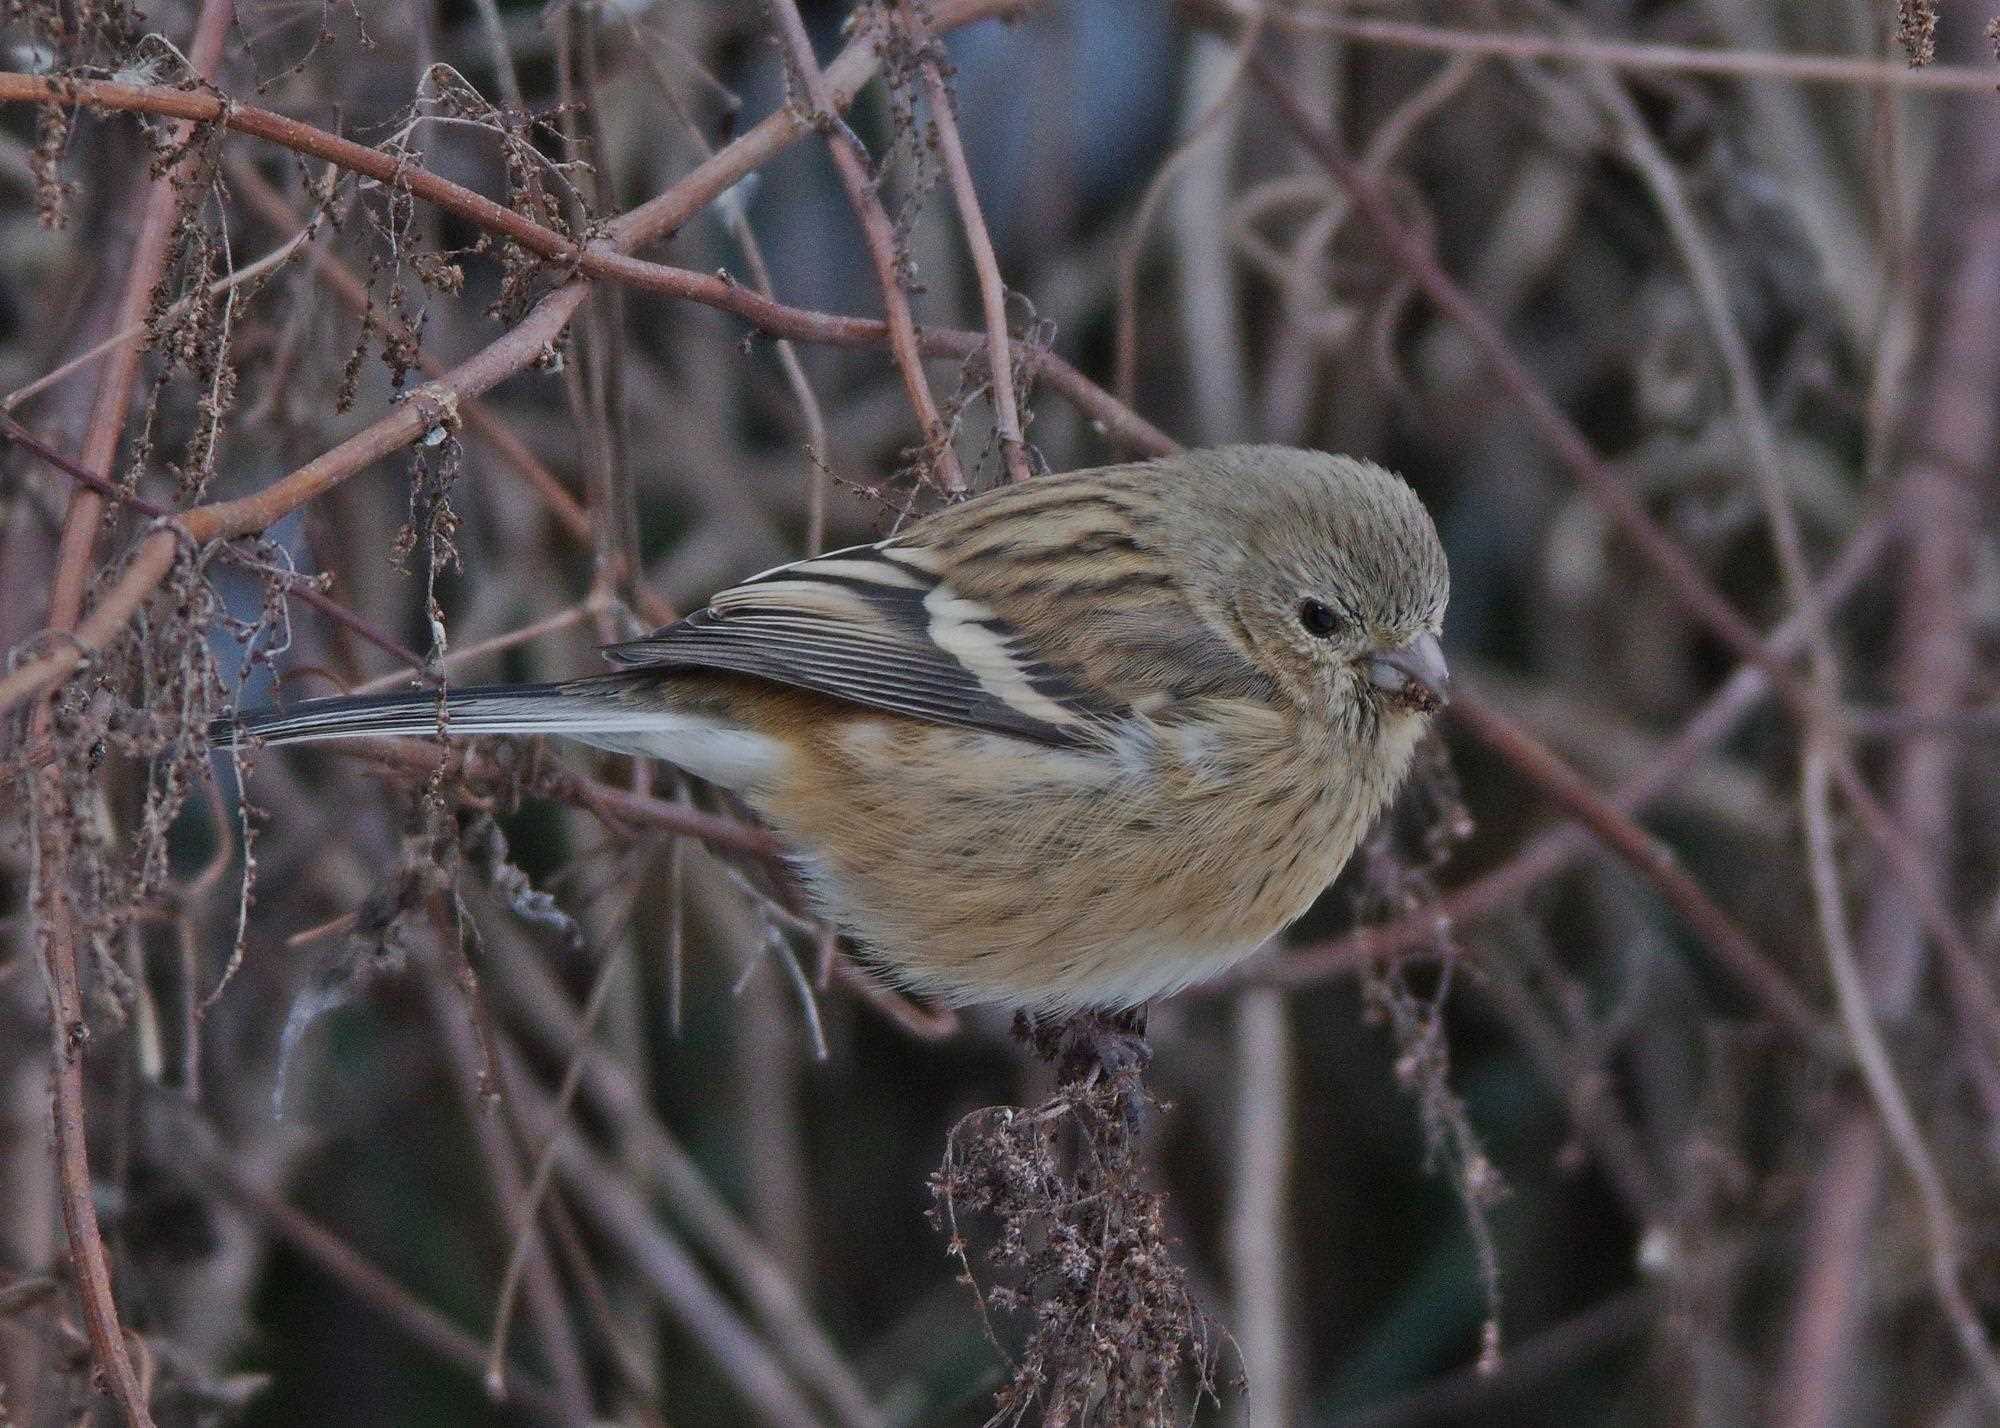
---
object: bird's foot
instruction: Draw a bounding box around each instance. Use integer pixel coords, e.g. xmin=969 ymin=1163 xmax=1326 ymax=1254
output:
xmin=1017 ymin=1006 xmax=1152 ymax=1130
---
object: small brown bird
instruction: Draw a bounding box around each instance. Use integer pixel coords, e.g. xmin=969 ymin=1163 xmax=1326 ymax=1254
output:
xmin=215 ymin=446 xmax=1449 ymax=1013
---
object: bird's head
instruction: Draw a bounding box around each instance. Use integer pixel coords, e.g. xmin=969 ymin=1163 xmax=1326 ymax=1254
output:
xmin=1174 ymin=447 xmax=1450 ymax=736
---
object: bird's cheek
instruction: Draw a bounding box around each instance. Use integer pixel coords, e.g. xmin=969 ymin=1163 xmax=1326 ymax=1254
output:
xmin=1262 ymin=649 xmax=1324 ymax=711
xmin=1320 ymin=670 xmax=1371 ymax=732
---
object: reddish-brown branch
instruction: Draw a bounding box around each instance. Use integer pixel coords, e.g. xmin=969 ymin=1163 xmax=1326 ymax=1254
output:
xmin=223 ymin=160 xmax=599 ymax=558
xmin=0 ymin=75 xmax=563 ymax=268
xmin=4 ymin=416 xmax=431 ymax=674
xmin=575 ymin=257 xmax=1171 ymax=452
xmin=1768 ymin=1110 xmax=1882 ymax=1428
xmin=0 ymin=20 xmax=1167 ymax=723
xmin=3 ymin=417 xmax=173 ymax=519
xmin=0 ymin=283 xmax=1164 ymax=720
xmin=26 ymin=7 xmax=235 ymax=1422
xmin=766 ymin=0 xmax=965 ymax=492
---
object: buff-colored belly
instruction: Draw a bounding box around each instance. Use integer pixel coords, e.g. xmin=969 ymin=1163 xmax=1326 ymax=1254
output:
xmin=764 ymin=717 xmax=1390 ymax=1012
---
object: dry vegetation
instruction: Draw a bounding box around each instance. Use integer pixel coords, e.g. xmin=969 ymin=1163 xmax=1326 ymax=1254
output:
xmin=2 ymin=0 xmax=1999 ymax=1424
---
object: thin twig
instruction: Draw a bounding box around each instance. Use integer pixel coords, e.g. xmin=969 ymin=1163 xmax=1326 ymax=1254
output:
xmin=893 ymin=0 xmax=1033 ymax=482
xmin=1800 ymin=747 xmax=2000 ymax=1409
xmin=346 ymin=599 xmax=601 ymax=696
xmin=1583 ymin=40 xmax=1830 ymax=669
xmin=1114 ymin=9 xmax=1263 ymax=418
xmin=765 ymin=0 xmax=965 ymax=491
xmin=491 ymin=944 xmax=883 ymax=1427
xmin=1333 ymin=1290 xmax=1650 ymax=1428
xmin=1446 ymin=691 xmax=1834 ymax=1056
xmin=326 ymin=738 xmax=783 ymax=857
xmin=184 ymin=1108 xmax=570 ymax=1420
xmin=504 ymin=1055 xmax=832 ymax=1428
xmin=2 ymin=223 xmax=316 ymax=414
xmin=485 ymin=938 xmax=627 ymax=1394
xmin=832 ymin=958 xmax=961 ymax=1039
xmin=1210 ymin=7 xmax=2000 ymax=93
xmin=723 ymin=200 xmax=836 ymax=551
xmin=625 ymin=8 xmax=839 ymax=550
xmin=417 ymin=900 xmax=595 ymax=1420
xmin=553 ymin=9 xmax=642 ymax=632
xmin=467 ymin=0 xmax=525 ymax=114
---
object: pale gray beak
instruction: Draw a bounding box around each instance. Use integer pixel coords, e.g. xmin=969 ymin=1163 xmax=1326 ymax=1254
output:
xmin=1365 ymin=631 xmax=1450 ymax=709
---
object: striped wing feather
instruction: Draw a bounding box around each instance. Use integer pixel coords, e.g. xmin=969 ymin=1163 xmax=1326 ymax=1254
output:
xmin=601 ymin=541 xmax=1114 ymax=746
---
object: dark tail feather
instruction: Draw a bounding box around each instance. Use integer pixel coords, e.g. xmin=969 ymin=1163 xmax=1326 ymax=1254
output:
xmin=210 ymin=683 xmax=586 ymax=749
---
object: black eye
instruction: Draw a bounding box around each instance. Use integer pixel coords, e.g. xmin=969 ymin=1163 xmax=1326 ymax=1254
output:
xmin=1297 ymin=599 xmax=1342 ymax=639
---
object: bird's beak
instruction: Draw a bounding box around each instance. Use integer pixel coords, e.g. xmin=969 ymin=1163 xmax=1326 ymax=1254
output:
xmin=1365 ymin=631 xmax=1450 ymax=712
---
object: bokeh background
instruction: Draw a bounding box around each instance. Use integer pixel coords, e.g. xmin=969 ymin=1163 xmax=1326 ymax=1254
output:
xmin=3 ymin=0 xmax=1998 ymax=1424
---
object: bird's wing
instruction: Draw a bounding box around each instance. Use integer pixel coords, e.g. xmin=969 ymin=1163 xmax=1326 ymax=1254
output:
xmin=600 ymin=540 xmax=1117 ymax=746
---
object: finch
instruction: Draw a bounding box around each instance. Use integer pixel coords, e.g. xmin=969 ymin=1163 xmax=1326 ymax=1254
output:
xmin=214 ymin=446 xmax=1450 ymax=1013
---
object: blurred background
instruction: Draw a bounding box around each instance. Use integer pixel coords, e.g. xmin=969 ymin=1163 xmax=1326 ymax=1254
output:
xmin=3 ymin=0 xmax=1998 ymax=1423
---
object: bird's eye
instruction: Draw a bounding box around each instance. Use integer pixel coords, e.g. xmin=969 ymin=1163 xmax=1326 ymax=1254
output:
xmin=1297 ymin=599 xmax=1343 ymax=639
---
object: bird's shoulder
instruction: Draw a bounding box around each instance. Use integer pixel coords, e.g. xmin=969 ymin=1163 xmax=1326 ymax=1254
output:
xmin=904 ymin=475 xmax=1274 ymax=715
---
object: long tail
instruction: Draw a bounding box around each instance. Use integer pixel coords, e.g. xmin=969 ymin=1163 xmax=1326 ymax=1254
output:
xmin=212 ymin=678 xmax=631 ymax=749
xmin=210 ymin=677 xmax=777 ymax=794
